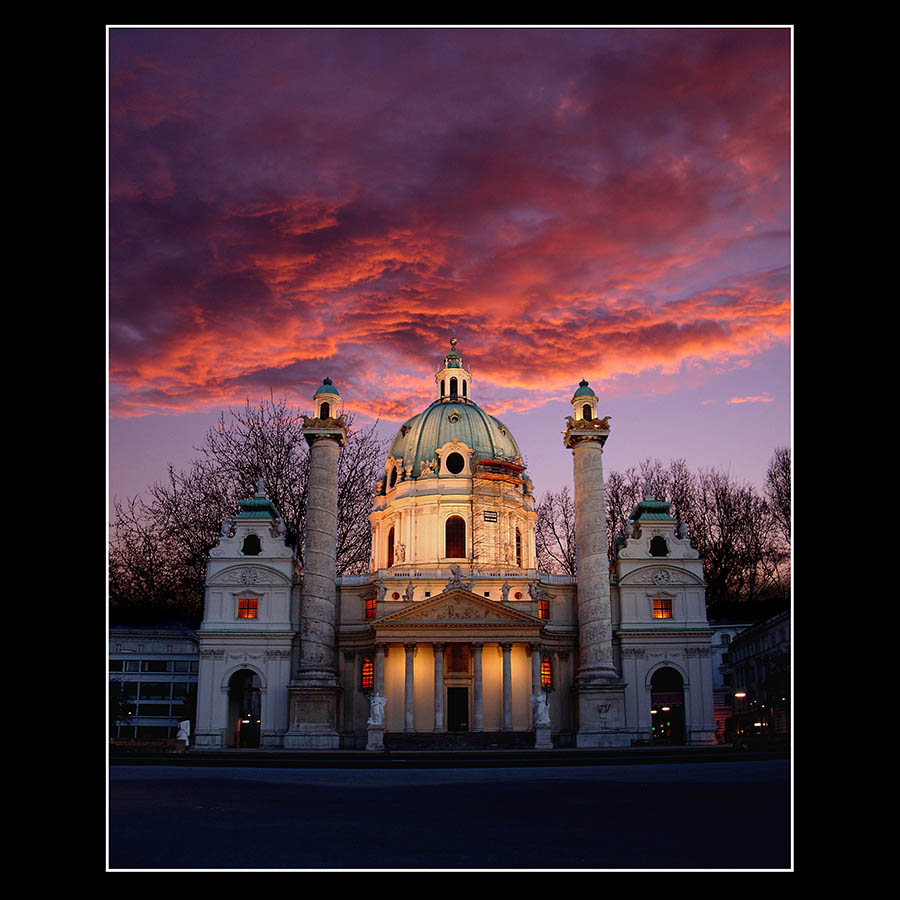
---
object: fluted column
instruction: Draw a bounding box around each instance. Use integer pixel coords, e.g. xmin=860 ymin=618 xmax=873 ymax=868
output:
xmin=433 ymin=643 xmax=445 ymax=732
xmin=501 ymin=642 xmax=513 ymax=731
xmin=472 ymin=643 xmax=484 ymax=732
xmin=404 ymin=643 xmax=416 ymax=732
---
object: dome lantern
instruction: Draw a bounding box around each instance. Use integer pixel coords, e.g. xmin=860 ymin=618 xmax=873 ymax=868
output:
xmin=435 ymin=331 xmax=472 ymax=402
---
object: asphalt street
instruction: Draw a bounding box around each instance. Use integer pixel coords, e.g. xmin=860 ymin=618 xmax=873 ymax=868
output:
xmin=108 ymin=759 xmax=791 ymax=870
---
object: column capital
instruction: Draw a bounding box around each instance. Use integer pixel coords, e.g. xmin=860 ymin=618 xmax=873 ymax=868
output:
xmin=563 ymin=416 xmax=610 ymax=450
xmin=302 ymin=415 xmax=348 ymax=448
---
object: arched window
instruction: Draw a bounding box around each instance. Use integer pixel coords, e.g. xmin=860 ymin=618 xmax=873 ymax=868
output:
xmin=582 ymin=403 xmax=592 ymax=420
xmin=649 ymin=536 xmax=668 ymax=557
xmin=515 ymin=528 xmax=522 ymax=566
xmin=462 ymin=380 xmax=467 ymax=398
xmin=445 ymin=515 xmax=466 ymax=558
xmin=449 ymin=377 xmax=458 ymax=396
xmin=360 ymin=656 xmax=374 ymax=691
xmin=389 ymin=466 xmax=398 ymax=488
xmin=540 ymin=656 xmax=552 ymax=688
xmin=441 ymin=380 xmax=446 ymax=398
xmin=319 ymin=401 xmax=330 ymax=419
xmin=387 ymin=527 xmax=395 ymax=568
xmin=241 ymin=534 xmax=261 ymax=556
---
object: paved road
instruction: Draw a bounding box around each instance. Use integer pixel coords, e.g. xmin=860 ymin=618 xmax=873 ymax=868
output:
xmin=108 ymin=760 xmax=790 ymax=870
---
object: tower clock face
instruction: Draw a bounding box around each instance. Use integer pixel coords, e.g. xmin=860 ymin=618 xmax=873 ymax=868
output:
xmin=652 ymin=569 xmax=670 ymax=585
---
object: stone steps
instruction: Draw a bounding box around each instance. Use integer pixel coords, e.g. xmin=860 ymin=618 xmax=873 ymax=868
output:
xmin=384 ymin=731 xmax=537 ymax=751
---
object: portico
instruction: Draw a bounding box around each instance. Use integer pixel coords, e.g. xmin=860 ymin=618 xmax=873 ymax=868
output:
xmin=354 ymin=588 xmax=554 ymax=737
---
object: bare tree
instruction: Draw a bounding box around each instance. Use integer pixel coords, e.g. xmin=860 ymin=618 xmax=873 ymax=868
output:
xmin=534 ymin=485 xmax=577 ymax=576
xmin=109 ymin=396 xmax=388 ymax=622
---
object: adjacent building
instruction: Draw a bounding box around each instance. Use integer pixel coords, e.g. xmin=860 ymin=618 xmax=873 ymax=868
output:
xmin=109 ymin=623 xmax=199 ymax=741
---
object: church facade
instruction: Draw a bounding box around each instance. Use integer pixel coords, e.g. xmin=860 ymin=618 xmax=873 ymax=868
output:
xmin=194 ymin=340 xmax=716 ymax=750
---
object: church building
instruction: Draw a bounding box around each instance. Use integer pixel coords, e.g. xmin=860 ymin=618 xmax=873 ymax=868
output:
xmin=194 ymin=338 xmax=716 ymax=750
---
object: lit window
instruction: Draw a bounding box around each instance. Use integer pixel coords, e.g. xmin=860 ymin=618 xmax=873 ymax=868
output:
xmin=540 ymin=656 xmax=552 ymax=688
xmin=445 ymin=515 xmax=466 ymax=557
xmin=238 ymin=597 xmax=258 ymax=619
xmin=652 ymin=598 xmax=672 ymax=619
xmin=365 ymin=595 xmax=376 ymax=619
xmin=538 ymin=599 xmax=549 ymax=619
xmin=361 ymin=656 xmax=374 ymax=691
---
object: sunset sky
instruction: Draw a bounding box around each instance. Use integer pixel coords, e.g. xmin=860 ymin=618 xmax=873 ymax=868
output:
xmin=108 ymin=26 xmax=791 ymax=510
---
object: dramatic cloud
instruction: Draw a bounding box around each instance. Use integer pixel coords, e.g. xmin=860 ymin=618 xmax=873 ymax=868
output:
xmin=109 ymin=27 xmax=791 ymax=421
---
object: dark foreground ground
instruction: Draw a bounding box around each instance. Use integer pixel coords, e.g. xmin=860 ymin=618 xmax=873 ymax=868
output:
xmin=108 ymin=757 xmax=791 ymax=870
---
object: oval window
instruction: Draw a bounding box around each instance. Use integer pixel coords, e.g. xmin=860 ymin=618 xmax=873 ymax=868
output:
xmin=446 ymin=452 xmax=465 ymax=474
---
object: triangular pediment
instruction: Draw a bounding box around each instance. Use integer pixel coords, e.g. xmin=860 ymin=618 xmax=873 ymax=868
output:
xmin=376 ymin=587 xmax=543 ymax=627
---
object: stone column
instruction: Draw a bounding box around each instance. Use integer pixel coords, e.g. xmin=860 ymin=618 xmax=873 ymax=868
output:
xmin=404 ymin=643 xmax=416 ymax=732
xmin=472 ymin=643 xmax=484 ymax=732
xmin=564 ymin=414 xmax=629 ymax=748
xmin=285 ymin=415 xmax=348 ymax=749
xmin=375 ymin=644 xmax=386 ymax=697
xmin=501 ymin=642 xmax=513 ymax=731
xmin=433 ymin=643 xmax=445 ymax=732
xmin=531 ymin=642 xmax=542 ymax=693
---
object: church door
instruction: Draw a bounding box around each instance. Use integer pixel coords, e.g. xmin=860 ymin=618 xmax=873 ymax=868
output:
xmin=650 ymin=667 xmax=685 ymax=744
xmin=228 ymin=669 xmax=261 ymax=748
xmin=447 ymin=687 xmax=469 ymax=731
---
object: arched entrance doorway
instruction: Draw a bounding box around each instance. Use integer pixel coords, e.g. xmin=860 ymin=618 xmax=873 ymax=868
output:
xmin=650 ymin=666 xmax=685 ymax=744
xmin=228 ymin=669 xmax=261 ymax=748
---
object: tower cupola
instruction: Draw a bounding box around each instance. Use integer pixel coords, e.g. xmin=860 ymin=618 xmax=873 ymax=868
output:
xmin=314 ymin=377 xmax=341 ymax=420
xmin=571 ymin=379 xmax=598 ymax=422
xmin=435 ymin=333 xmax=473 ymax=402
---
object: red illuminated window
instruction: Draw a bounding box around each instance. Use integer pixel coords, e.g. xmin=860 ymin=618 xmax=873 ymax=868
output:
xmin=538 ymin=599 xmax=549 ymax=619
xmin=540 ymin=656 xmax=552 ymax=688
xmin=361 ymin=656 xmax=374 ymax=691
xmin=653 ymin=598 xmax=673 ymax=619
xmin=238 ymin=597 xmax=258 ymax=619
xmin=365 ymin=595 xmax=376 ymax=618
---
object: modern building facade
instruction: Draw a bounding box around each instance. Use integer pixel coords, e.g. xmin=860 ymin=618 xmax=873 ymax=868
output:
xmin=194 ymin=339 xmax=717 ymax=750
xmin=109 ymin=623 xmax=199 ymax=740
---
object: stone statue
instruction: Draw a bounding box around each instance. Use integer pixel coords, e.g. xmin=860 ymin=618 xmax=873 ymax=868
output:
xmin=376 ymin=580 xmax=387 ymax=602
xmin=256 ymin=476 xmax=266 ymax=496
xmin=367 ymin=694 xmax=387 ymax=727
xmin=420 ymin=458 xmax=436 ymax=476
xmin=530 ymin=693 xmax=551 ymax=726
xmin=676 ymin=520 xmax=688 ymax=539
xmin=176 ymin=720 xmax=191 ymax=746
xmin=395 ymin=543 xmax=405 ymax=562
xmin=500 ymin=581 xmax=511 ymax=602
xmin=445 ymin=565 xmax=465 ymax=591
xmin=220 ymin=517 xmax=233 ymax=537
xmin=273 ymin=517 xmax=286 ymax=536
xmin=529 ymin=580 xmax=541 ymax=600
xmin=404 ymin=581 xmax=414 ymax=602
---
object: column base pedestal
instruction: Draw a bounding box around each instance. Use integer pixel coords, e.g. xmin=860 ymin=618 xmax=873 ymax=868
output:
xmin=284 ymin=683 xmax=341 ymax=749
xmin=575 ymin=682 xmax=631 ymax=748
xmin=366 ymin=725 xmax=385 ymax=752
xmin=534 ymin=724 xmax=553 ymax=750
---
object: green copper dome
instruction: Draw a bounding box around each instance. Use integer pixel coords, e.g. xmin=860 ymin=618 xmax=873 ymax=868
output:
xmin=572 ymin=379 xmax=597 ymax=400
xmin=315 ymin=377 xmax=340 ymax=396
xmin=388 ymin=399 xmax=522 ymax=477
